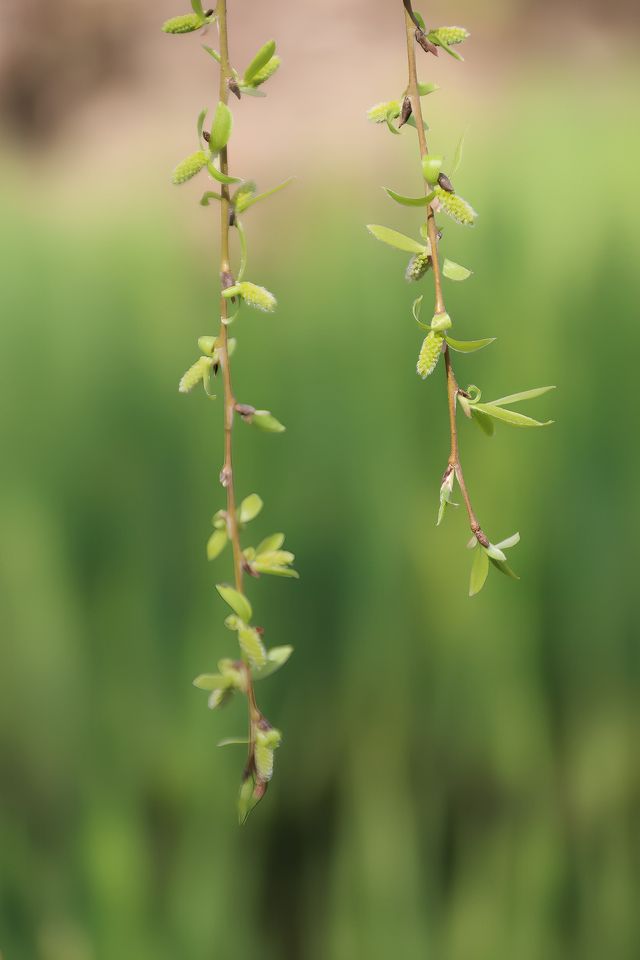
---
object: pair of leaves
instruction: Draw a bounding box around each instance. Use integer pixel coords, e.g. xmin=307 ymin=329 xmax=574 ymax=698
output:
xmin=461 ymin=386 xmax=556 ymax=433
xmin=469 ymin=533 xmax=520 ymax=597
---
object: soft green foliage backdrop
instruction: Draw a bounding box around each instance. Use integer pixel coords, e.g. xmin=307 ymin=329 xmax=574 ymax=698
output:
xmin=1 ymin=74 xmax=639 ymax=959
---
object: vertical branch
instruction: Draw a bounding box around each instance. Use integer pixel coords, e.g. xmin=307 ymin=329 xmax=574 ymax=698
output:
xmin=403 ymin=4 xmax=485 ymax=544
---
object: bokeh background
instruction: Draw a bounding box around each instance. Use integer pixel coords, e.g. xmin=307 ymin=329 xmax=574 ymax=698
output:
xmin=1 ymin=1 xmax=639 ymax=958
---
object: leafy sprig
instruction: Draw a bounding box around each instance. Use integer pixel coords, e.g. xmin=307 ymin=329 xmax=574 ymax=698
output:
xmin=368 ymin=1 xmax=554 ymax=596
xmin=164 ymin=0 xmax=295 ymax=822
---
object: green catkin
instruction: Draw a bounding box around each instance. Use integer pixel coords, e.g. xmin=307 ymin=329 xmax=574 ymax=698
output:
xmin=238 ymin=626 xmax=267 ymax=668
xmin=430 ymin=26 xmax=470 ymax=46
xmin=434 ymin=186 xmax=477 ymax=226
xmin=172 ymin=150 xmax=209 ymax=184
xmin=254 ymin=729 xmax=281 ymax=781
xmin=405 ymin=252 xmax=432 ymax=282
xmin=162 ymin=14 xmax=205 ymax=35
xmin=367 ymin=100 xmax=401 ymax=124
xmin=417 ymin=331 xmax=444 ymax=379
xmin=250 ymin=56 xmax=281 ymax=87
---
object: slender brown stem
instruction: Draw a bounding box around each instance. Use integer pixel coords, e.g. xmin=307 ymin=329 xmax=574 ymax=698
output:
xmin=216 ymin=0 xmax=262 ymax=753
xmin=403 ymin=5 xmax=487 ymax=545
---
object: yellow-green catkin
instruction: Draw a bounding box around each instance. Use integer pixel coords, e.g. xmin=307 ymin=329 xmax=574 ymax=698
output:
xmin=250 ymin=57 xmax=281 ymax=87
xmin=405 ymin=252 xmax=432 ymax=282
xmin=237 ymin=282 xmax=277 ymax=312
xmin=417 ymin=331 xmax=444 ymax=379
xmin=179 ymin=356 xmax=212 ymax=393
xmin=254 ymin=728 xmax=281 ymax=781
xmin=172 ymin=150 xmax=209 ymax=185
xmin=431 ymin=26 xmax=470 ymax=46
xmin=367 ymin=100 xmax=401 ymax=124
xmin=238 ymin=626 xmax=267 ymax=668
xmin=434 ymin=187 xmax=477 ymax=226
xmin=162 ymin=14 xmax=205 ymax=35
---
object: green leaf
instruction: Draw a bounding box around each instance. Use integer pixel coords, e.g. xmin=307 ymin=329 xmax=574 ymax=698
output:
xmin=236 ymin=177 xmax=294 ymax=213
xmin=251 ymin=645 xmax=294 ymax=680
xmin=256 ymin=533 xmax=285 ymax=554
xmin=384 ymin=187 xmax=435 ymax=207
xmin=490 ymin=386 xmax=556 ymax=407
xmin=217 ymin=737 xmax=250 ymax=747
xmin=206 ymin=162 xmax=241 ymax=185
xmin=486 ymin=543 xmax=507 ymax=562
xmin=207 ymin=528 xmax=228 ymax=560
xmin=451 ymin=129 xmax=467 ymax=175
xmin=252 ymin=411 xmax=285 ymax=433
xmin=238 ymin=775 xmax=261 ymax=825
xmin=418 ymin=81 xmax=439 ymax=96
xmin=209 ymin=101 xmax=233 ymax=153
xmin=471 ymin=409 xmax=495 ymax=436
xmin=216 ymin=584 xmax=252 ymax=622
xmin=243 ymin=40 xmax=276 ymax=84
xmin=196 ymin=107 xmax=208 ymax=147
xmin=203 ymin=45 xmax=222 ymax=64
xmin=443 ymin=258 xmax=472 ymax=281
xmin=421 ymin=154 xmax=443 ymax=184
xmin=488 ymin=557 xmax=520 ymax=580
xmin=445 ymin=335 xmax=495 ymax=353
xmin=199 ymin=191 xmax=221 ymax=206
xmin=473 ymin=403 xmax=554 ymax=428
xmin=191 ymin=0 xmax=205 ymax=16
xmin=412 ymin=295 xmax=425 ymax=324
xmin=494 ymin=532 xmax=520 ymax=550
xmin=366 ymin=224 xmax=427 ymax=255
xmin=193 ymin=673 xmax=225 ymax=690
xmin=385 ymin=113 xmax=402 ymax=135
xmin=469 ymin=547 xmax=489 ymax=597
xmin=239 ymin=493 xmax=263 ymax=524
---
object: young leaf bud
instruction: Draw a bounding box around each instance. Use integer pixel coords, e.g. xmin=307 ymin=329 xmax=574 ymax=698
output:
xmin=422 ymin=154 xmax=443 ymax=185
xmin=398 ymin=96 xmax=412 ymax=129
xmin=252 ymin=411 xmax=286 ymax=433
xmin=172 ymin=150 xmax=209 ymax=185
xmin=248 ymin=56 xmax=281 ymax=87
xmin=405 ymin=253 xmax=432 ymax=282
xmin=415 ymin=31 xmax=439 ymax=56
xmin=417 ymin=332 xmax=444 ymax=379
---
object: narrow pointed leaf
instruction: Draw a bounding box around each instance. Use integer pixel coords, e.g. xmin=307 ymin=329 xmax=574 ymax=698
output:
xmin=236 ymin=177 xmax=294 ymax=213
xmin=216 ymin=584 xmax=252 ymax=622
xmin=473 ymin=403 xmax=554 ymax=428
xmin=494 ymin=532 xmax=520 ymax=550
xmin=207 ymin=162 xmax=241 ymax=185
xmin=451 ymin=129 xmax=467 ymax=175
xmin=193 ymin=673 xmax=225 ymax=690
xmin=256 ymin=533 xmax=285 ymax=554
xmin=489 ymin=557 xmax=520 ymax=580
xmin=384 ymin=188 xmax=435 ymax=207
xmin=366 ymin=224 xmax=427 ymax=255
xmin=203 ymin=45 xmax=222 ymax=64
xmin=490 ymin=386 xmax=556 ymax=407
xmin=445 ymin=335 xmax=495 ymax=353
xmin=469 ymin=547 xmax=489 ymax=597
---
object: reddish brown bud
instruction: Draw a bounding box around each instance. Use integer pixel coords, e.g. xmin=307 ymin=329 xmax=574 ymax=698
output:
xmin=398 ymin=96 xmax=412 ymax=129
xmin=416 ymin=30 xmax=439 ymax=56
xmin=228 ymin=79 xmax=241 ymax=100
xmin=438 ymin=172 xmax=455 ymax=193
xmin=202 ymin=130 xmax=210 ymax=143
xmin=235 ymin=403 xmax=256 ymax=420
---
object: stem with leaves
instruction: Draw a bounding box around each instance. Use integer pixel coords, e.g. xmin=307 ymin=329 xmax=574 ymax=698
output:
xmin=367 ymin=2 xmax=555 ymax=596
xmin=164 ymin=0 xmax=296 ymax=823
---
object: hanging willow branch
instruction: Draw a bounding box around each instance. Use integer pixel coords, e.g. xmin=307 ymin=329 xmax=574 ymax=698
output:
xmin=164 ymin=0 xmax=296 ymax=823
xmin=367 ymin=1 xmax=555 ymax=596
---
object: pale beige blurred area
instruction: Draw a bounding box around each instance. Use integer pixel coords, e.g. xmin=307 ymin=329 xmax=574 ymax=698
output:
xmin=0 ymin=0 xmax=637 ymax=199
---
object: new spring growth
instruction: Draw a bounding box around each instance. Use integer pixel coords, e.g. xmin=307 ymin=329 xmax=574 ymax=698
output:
xmin=164 ymin=0 xmax=296 ymax=822
xmin=367 ymin=0 xmax=554 ymax=596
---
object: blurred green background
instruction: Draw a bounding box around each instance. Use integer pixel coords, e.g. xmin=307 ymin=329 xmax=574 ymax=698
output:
xmin=1 ymin=2 xmax=639 ymax=958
